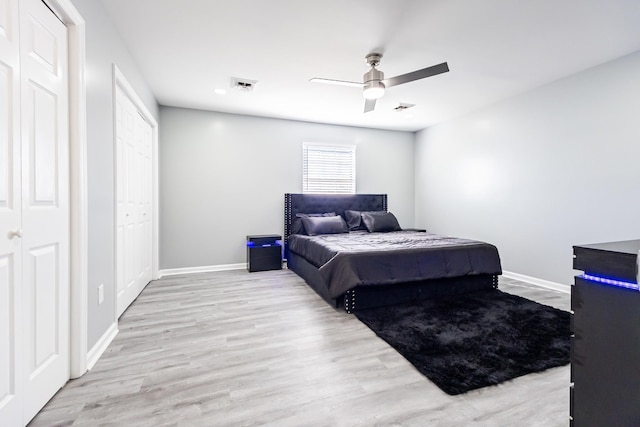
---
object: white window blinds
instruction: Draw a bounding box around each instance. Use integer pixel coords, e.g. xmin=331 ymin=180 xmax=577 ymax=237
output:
xmin=302 ymin=143 xmax=356 ymax=194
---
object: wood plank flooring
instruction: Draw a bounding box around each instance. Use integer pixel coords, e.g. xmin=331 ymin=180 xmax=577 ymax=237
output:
xmin=29 ymin=271 xmax=571 ymax=426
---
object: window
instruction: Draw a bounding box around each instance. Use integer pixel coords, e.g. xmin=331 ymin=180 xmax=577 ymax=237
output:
xmin=302 ymin=142 xmax=356 ymax=194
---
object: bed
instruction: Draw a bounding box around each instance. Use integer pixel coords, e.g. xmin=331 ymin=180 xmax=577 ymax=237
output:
xmin=284 ymin=193 xmax=502 ymax=312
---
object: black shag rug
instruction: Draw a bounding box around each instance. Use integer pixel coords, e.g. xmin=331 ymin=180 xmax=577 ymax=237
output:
xmin=354 ymin=289 xmax=570 ymax=395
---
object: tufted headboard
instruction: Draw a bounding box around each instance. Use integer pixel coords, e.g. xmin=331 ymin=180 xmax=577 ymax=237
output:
xmin=284 ymin=193 xmax=388 ymax=246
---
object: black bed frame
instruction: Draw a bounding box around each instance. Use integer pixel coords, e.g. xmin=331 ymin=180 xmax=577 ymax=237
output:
xmin=284 ymin=193 xmax=498 ymax=312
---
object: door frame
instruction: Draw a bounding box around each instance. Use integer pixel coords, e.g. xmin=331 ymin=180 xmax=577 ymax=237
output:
xmin=112 ymin=63 xmax=160 ymax=320
xmin=42 ymin=0 xmax=88 ymax=379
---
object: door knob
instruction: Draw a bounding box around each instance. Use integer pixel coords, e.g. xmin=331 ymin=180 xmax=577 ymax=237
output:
xmin=7 ymin=229 xmax=22 ymax=239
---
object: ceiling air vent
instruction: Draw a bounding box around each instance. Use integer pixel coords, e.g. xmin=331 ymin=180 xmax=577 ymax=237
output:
xmin=394 ymin=102 xmax=416 ymax=111
xmin=231 ymin=77 xmax=258 ymax=92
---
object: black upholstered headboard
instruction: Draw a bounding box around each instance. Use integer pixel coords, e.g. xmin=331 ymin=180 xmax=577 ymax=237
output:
xmin=284 ymin=193 xmax=388 ymax=244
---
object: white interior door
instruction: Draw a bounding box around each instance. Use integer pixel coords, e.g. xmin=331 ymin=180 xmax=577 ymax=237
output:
xmin=116 ymin=86 xmax=152 ymax=317
xmin=0 ymin=0 xmax=24 ymax=424
xmin=136 ymin=108 xmax=152 ymax=289
xmin=20 ymin=0 xmax=69 ymax=421
xmin=116 ymin=87 xmax=137 ymax=316
xmin=0 ymin=0 xmax=70 ymax=425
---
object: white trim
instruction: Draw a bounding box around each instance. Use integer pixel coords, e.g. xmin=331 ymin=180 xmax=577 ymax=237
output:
xmin=502 ymin=270 xmax=571 ymax=294
xmin=45 ymin=0 xmax=88 ymax=380
xmin=159 ymin=263 xmax=247 ymax=278
xmin=86 ymin=322 xmax=118 ymax=371
xmin=112 ymin=65 xmax=158 ymax=130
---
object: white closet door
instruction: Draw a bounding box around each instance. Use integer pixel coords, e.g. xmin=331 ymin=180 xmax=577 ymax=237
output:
xmin=116 ymin=87 xmax=137 ymax=316
xmin=116 ymin=86 xmax=152 ymax=317
xmin=19 ymin=0 xmax=69 ymax=421
xmin=0 ymin=0 xmax=69 ymax=425
xmin=0 ymin=0 xmax=23 ymax=424
xmin=136 ymin=110 xmax=152 ymax=289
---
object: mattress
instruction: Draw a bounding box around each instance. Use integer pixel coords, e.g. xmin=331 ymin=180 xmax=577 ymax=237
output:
xmin=288 ymin=230 xmax=502 ymax=299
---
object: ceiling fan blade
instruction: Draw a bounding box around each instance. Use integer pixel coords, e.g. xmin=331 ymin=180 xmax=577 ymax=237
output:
xmin=364 ymin=98 xmax=376 ymax=113
xmin=382 ymin=62 xmax=449 ymax=88
xmin=309 ymin=78 xmax=363 ymax=88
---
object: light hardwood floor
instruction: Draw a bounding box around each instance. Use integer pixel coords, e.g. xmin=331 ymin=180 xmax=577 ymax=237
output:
xmin=30 ymin=271 xmax=570 ymax=427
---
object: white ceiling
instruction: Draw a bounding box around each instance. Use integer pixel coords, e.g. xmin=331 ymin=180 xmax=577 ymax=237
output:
xmin=100 ymin=0 xmax=640 ymax=132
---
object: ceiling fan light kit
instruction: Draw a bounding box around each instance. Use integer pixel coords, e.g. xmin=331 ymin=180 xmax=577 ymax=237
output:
xmin=363 ymin=80 xmax=385 ymax=100
xmin=310 ymin=52 xmax=449 ymax=113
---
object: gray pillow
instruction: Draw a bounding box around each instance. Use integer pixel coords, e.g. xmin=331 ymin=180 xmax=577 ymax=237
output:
xmin=300 ymin=215 xmax=349 ymax=236
xmin=361 ymin=211 xmax=402 ymax=232
xmin=291 ymin=212 xmax=336 ymax=235
xmin=344 ymin=209 xmax=366 ymax=231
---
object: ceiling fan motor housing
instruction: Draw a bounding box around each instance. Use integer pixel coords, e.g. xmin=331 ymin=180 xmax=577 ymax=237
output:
xmin=364 ymin=67 xmax=384 ymax=84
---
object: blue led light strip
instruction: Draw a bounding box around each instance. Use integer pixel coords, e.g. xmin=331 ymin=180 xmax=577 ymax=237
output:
xmin=582 ymin=273 xmax=640 ymax=291
xmin=246 ymin=242 xmax=282 ymax=247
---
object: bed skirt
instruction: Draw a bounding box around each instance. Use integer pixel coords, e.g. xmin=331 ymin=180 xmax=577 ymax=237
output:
xmin=287 ymin=251 xmax=498 ymax=312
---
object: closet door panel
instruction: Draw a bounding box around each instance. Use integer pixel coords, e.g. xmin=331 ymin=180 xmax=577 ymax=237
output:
xmin=31 ymin=245 xmax=59 ymax=357
xmin=135 ymin=112 xmax=151 ymax=289
xmin=26 ymin=82 xmax=58 ymax=205
xmin=116 ymin=88 xmax=138 ymax=316
xmin=0 ymin=0 xmax=22 ymax=424
xmin=0 ymin=28 xmax=20 ymax=220
xmin=0 ymin=252 xmax=20 ymax=426
xmin=20 ymin=0 xmax=69 ymax=420
xmin=0 ymin=63 xmax=15 ymax=209
xmin=0 ymin=255 xmax=13 ymax=408
xmin=115 ymin=92 xmax=124 ymax=299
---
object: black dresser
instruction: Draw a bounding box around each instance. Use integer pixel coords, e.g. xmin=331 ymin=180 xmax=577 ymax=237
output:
xmin=571 ymin=240 xmax=640 ymax=426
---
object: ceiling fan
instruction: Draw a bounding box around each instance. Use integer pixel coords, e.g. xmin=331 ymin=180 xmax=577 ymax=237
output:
xmin=310 ymin=53 xmax=449 ymax=113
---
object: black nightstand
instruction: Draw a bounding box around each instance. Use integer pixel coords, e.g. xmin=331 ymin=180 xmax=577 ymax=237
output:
xmin=246 ymin=235 xmax=282 ymax=272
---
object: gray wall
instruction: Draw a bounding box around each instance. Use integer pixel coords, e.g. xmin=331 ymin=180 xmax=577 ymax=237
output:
xmin=415 ymin=51 xmax=640 ymax=285
xmin=70 ymin=0 xmax=159 ymax=348
xmin=159 ymin=107 xmax=415 ymax=270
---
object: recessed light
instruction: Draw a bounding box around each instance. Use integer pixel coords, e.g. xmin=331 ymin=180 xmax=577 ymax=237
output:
xmin=213 ymin=88 xmax=226 ymax=95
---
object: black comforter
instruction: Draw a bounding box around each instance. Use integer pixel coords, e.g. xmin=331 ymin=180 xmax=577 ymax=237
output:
xmin=288 ymin=231 xmax=502 ymax=298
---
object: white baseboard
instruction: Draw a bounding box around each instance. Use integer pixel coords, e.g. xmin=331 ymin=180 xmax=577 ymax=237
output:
xmin=159 ymin=263 xmax=246 ymax=278
xmin=502 ymin=270 xmax=571 ymax=294
xmin=86 ymin=322 xmax=118 ymax=371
